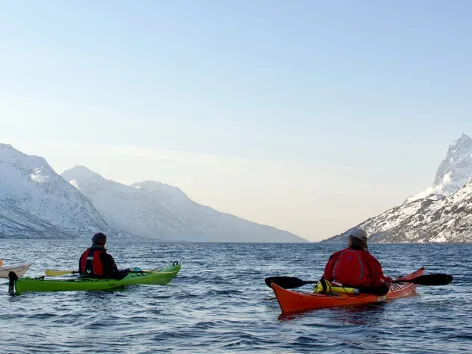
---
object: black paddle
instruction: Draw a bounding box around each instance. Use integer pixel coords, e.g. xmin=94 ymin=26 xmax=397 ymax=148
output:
xmin=264 ymin=273 xmax=453 ymax=289
xmin=264 ymin=276 xmax=317 ymax=289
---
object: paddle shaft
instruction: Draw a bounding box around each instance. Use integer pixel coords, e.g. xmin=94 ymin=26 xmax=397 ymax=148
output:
xmin=271 ymin=279 xmax=425 ymax=284
xmin=265 ymin=273 xmax=452 ymax=289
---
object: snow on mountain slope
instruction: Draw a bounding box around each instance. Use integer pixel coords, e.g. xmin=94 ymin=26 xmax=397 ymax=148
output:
xmin=63 ymin=167 xmax=181 ymax=241
xmin=0 ymin=144 xmax=111 ymax=238
xmin=406 ymin=133 xmax=472 ymax=203
xmin=132 ymin=180 xmax=306 ymax=242
xmin=362 ymin=179 xmax=472 ymax=243
xmin=62 ymin=166 xmax=308 ymax=243
xmin=324 ymin=134 xmax=472 ymax=244
xmin=324 ymin=191 xmax=472 ymax=244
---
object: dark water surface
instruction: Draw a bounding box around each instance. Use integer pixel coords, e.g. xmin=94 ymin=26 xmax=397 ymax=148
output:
xmin=0 ymin=240 xmax=470 ymax=353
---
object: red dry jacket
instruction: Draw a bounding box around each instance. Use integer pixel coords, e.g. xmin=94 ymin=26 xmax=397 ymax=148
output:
xmin=322 ymin=248 xmax=391 ymax=287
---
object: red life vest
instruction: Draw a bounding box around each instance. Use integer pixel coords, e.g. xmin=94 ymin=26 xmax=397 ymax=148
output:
xmin=332 ymin=249 xmax=372 ymax=287
xmin=80 ymin=248 xmax=105 ymax=276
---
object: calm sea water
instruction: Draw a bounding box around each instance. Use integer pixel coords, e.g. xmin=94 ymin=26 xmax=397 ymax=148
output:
xmin=0 ymin=239 xmax=470 ymax=353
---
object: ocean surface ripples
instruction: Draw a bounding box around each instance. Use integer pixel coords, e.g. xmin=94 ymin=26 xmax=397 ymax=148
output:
xmin=1 ymin=240 xmax=470 ymax=353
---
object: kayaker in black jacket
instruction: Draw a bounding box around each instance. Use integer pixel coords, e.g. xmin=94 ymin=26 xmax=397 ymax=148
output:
xmin=79 ymin=232 xmax=130 ymax=279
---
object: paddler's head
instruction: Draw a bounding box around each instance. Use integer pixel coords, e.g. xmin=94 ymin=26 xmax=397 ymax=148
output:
xmin=92 ymin=232 xmax=107 ymax=247
xmin=347 ymin=228 xmax=368 ymax=251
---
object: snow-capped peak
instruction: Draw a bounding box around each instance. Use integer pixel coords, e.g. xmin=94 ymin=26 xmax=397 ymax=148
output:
xmin=60 ymin=167 xmax=307 ymax=243
xmin=0 ymin=143 xmax=49 ymax=169
xmin=0 ymin=143 xmax=15 ymax=150
xmin=405 ymin=133 xmax=472 ymax=203
xmin=0 ymin=144 xmax=110 ymax=238
xmin=62 ymin=165 xmax=106 ymax=183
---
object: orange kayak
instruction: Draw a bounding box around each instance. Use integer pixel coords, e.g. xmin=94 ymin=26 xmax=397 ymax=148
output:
xmin=272 ymin=267 xmax=424 ymax=314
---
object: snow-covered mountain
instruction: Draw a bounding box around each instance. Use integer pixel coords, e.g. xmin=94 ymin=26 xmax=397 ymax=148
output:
xmin=61 ymin=166 xmax=307 ymax=243
xmin=325 ymin=184 xmax=472 ymax=244
xmin=324 ymin=134 xmax=472 ymax=243
xmin=405 ymin=133 xmax=472 ymax=203
xmin=0 ymin=144 xmax=111 ymax=238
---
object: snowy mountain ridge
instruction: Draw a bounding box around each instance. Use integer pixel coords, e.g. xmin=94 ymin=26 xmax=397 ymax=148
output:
xmin=62 ymin=166 xmax=307 ymax=243
xmin=324 ymin=134 xmax=472 ymax=243
xmin=0 ymin=144 xmax=112 ymax=238
xmin=0 ymin=144 xmax=306 ymax=242
xmin=405 ymin=133 xmax=472 ymax=203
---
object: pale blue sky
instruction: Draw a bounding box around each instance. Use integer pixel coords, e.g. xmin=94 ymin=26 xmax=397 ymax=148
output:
xmin=1 ymin=1 xmax=472 ymax=241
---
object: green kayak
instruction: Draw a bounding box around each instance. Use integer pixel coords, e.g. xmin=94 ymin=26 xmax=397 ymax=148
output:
xmin=10 ymin=262 xmax=181 ymax=295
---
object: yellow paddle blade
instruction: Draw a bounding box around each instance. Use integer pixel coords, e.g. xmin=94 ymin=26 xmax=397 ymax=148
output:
xmin=45 ymin=269 xmax=74 ymax=276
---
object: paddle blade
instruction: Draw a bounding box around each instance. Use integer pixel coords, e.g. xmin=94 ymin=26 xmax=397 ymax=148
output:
xmin=45 ymin=270 xmax=75 ymax=276
xmin=395 ymin=273 xmax=453 ymax=286
xmin=409 ymin=274 xmax=453 ymax=285
xmin=0 ymin=259 xmax=3 ymax=268
xmin=264 ymin=276 xmax=315 ymax=289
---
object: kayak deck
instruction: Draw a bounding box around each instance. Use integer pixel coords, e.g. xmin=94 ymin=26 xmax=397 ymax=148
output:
xmin=11 ymin=262 xmax=181 ymax=295
xmin=272 ymin=267 xmax=424 ymax=314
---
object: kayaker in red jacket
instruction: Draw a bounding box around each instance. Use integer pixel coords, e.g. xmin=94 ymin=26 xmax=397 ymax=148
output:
xmin=321 ymin=228 xmax=392 ymax=295
xmin=79 ymin=232 xmax=129 ymax=279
